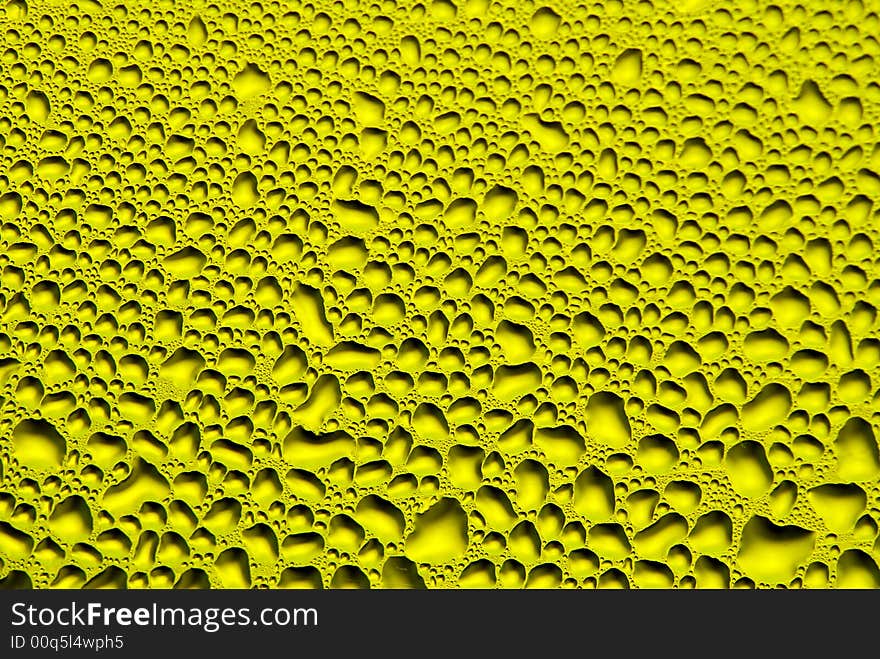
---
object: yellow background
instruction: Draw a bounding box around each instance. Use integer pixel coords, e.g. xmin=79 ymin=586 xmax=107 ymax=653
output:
xmin=1 ymin=0 xmax=879 ymax=588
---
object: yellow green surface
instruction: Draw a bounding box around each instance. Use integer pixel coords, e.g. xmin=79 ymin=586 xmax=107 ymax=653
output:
xmin=1 ymin=0 xmax=880 ymax=589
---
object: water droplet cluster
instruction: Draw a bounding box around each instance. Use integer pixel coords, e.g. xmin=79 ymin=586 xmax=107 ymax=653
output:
xmin=2 ymin=0 xmax=880 ymax=589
